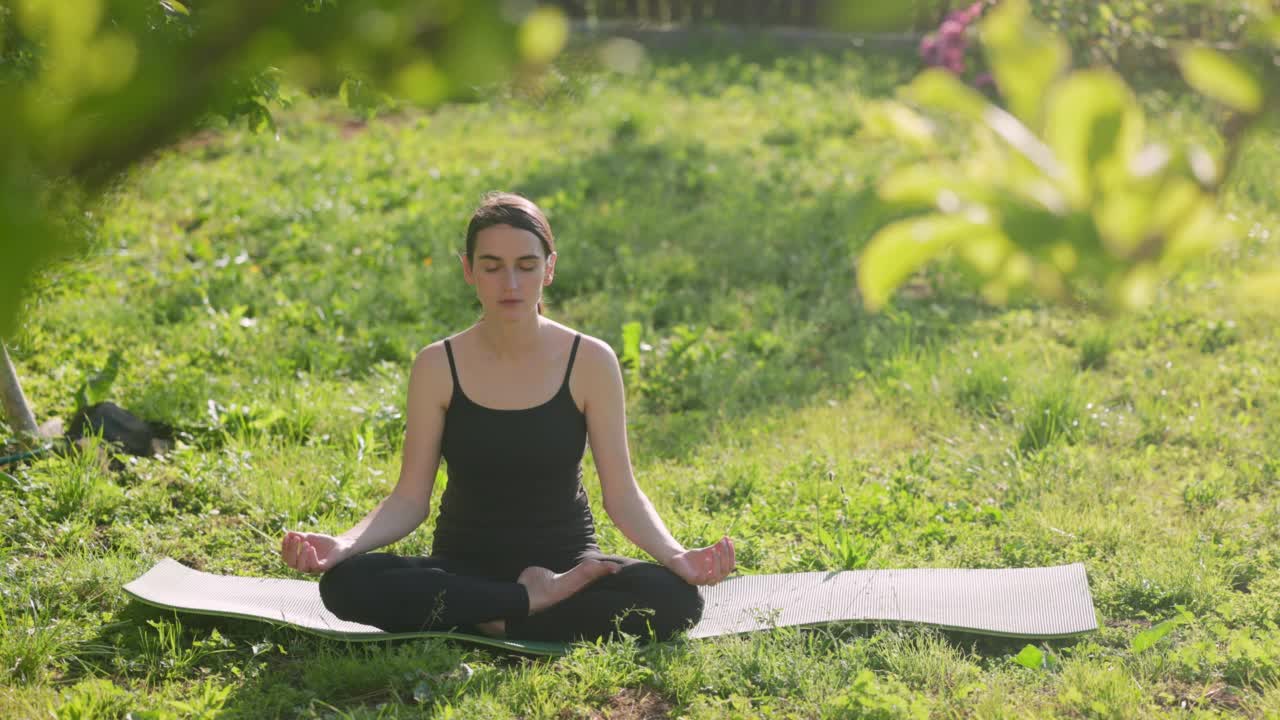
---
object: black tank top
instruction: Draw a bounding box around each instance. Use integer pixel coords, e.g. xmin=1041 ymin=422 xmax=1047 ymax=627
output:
xmin=432 ymin=334 xmax=599 ymax=564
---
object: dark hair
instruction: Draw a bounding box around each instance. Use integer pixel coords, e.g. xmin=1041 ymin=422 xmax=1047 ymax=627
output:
xmin=465 ymin=192 xmax=555 ymax=314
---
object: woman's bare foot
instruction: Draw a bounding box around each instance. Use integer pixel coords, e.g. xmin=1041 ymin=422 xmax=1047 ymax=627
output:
xmin=476 ymin=619 xmax=505 ymax=637
xmin=517 ymin=559 xmax=618 ymax=614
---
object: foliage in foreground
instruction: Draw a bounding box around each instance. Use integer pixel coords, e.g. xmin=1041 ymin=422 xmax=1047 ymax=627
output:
xmin=0 ymin=0 xmax=573 ymax=338
xmin=858 ymin=0 xmax=1280 ymax=312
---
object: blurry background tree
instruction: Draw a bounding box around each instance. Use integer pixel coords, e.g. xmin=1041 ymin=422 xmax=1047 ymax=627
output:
xmin=0 ymin=0 xmax=573 ymax=445
xmin=857 ymin=0 xmax=1280 ymax=312
xmin=0 ymin=0 xmax=575 ymax=335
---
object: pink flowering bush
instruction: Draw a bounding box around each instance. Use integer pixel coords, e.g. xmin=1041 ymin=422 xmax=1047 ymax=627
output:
xmin=918 ymin=2 xmax=993 ymax=89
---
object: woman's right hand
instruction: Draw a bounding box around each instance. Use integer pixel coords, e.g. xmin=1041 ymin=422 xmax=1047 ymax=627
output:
xmin=281 ymin=531 xmax=353 ymax=574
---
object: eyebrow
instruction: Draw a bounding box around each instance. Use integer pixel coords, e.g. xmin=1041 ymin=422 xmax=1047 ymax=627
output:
xmin=477 ymin=254 xmax=541 ymax=263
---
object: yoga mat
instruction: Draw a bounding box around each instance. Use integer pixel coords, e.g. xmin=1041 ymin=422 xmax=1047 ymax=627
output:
xmin=687 ymin=565 xmax=1096 ymax=639
xmin=123 ymin=559 xmax=1097 ymax=656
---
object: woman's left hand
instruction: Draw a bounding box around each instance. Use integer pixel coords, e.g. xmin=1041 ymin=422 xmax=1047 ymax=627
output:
xmin=667 ymin=536 xmax=736 ymax=586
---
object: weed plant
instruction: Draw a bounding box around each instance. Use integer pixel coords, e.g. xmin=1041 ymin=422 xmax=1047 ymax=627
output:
xmin=1078 ymin=329 xmax=1112 ymax=371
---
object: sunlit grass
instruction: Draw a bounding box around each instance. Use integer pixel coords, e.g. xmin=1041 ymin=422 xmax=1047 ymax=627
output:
xmin=2 ymin=41 xmax=1279 ymax=718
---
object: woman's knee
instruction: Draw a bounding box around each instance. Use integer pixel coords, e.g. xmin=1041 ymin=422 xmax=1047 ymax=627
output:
xmin=662 ymin=575 xmax=705 ymax=632
xmin=318 ymin=554 xmax=376 ymax=621
xmin=619 ymin=564 xmax=704 ymax=639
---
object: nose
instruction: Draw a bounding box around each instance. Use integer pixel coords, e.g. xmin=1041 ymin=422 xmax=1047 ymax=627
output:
xmin=504 ymin=268 xmax=519 ymax=289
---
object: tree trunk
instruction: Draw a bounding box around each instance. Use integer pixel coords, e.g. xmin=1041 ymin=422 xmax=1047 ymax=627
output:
xmin=1 ymin=340 xmax=39 ymax=445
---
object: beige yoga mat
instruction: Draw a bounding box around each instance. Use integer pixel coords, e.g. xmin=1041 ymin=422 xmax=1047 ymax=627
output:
xmin=124 ymin=559 xmax=1097 ymax=656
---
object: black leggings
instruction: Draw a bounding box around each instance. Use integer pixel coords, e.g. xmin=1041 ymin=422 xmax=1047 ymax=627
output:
xmin=318 ymin=551 xmax=703 ymax=642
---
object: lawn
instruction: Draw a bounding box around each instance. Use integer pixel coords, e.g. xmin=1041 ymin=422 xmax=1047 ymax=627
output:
xmin=2 ymin=39 xmax=1279 ymax=718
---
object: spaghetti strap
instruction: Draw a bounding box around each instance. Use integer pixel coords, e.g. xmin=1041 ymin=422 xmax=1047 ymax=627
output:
xmin=562 ymin=334 xmax=582 ymax=387
xmin=443 ymin=339 xmax=460 ymax=392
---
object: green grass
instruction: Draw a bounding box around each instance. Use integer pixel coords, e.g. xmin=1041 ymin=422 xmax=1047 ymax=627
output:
xmin=1078 ymin=328 xmax=1112 ymax=372
xmin=3 ymin=41 xmax=1280 ymax=718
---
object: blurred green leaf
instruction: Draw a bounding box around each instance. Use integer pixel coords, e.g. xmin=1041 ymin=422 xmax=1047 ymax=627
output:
xmin=1186 ymin=146 xmax=1219 ymax=187
xmin=252 ymin=408 xmax=288 ymax=431
xmin=1131 ymin=607 xmax=1194 ymax=653
xmin=878 ymin=164 xmax=992 ymax=210
xmin=620 ymin=321 xmax=642 ymax=371
xmin=983 ymin=106 xmax=1066 ymax=183
xmin=859 ymin=101 xmax=935 ymax=150
xmin=394 ymin=60 xmax=447 ymax=105
xmin=904 ymin=69 xmax=989 ymax=122
xmin=1162 ymin=197 xmax=1236 ymax=271
xmin=338 ymin=77 xmax=391 ymax=118
xmin=958 ymin=232 xmax=1014 ymax=276
xmin=1178 ymin=47 xmax=1263 ymax=114
xmin=992 ymin=189 xmax=1069 ymax=247
xmin=76 ymin=350 xmax=122 ymax=409
xmin=1147 ymin=176 xmax=1203 ymax=238
xmin=240 ymin=101 xmax=275 ymax=133
xmin=981 ymin=0 xmax=1068 ymax=128
xmin=0 ymin=173 xmax=80 ymax=338
xmin=518 ymin=6 xmax=568 ymax=64
xmin=1043 ymin=70 xmax=1143 ymax=204
xmin=1111 ymin=262 xmax=1159 ymax=310
xmin=1013 ymin=644 xmax=1045 ymax=669
xmin=1093 ymin=189 xmax=1155 ymax=258
xmin=858 ymin=214 xmax=987 ymax=311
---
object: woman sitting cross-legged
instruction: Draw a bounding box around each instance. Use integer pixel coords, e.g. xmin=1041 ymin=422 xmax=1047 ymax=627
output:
xmin=280 ymin=191 xmax=735 ymax=642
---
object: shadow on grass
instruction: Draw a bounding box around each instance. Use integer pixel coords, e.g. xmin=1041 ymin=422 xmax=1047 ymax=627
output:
xmin=69 ymin=600 xmax=491 ymax=718
xmin=79 ymin=599 xmax=708 ymax=717
xmin=73 ymin=601 xmax=1083 ymax=717
xmin=491 ymin=127 xmax=1002 ymax=460
xmin=119 ymin=121 xmax=1003 ymax=461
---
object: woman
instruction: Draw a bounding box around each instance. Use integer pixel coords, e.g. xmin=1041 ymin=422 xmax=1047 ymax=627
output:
xmin=280 ymin=192 xmax=735 ymax=642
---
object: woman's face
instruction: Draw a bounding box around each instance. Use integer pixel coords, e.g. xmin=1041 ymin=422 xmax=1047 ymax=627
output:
xmin=462 ymin=223 xmax=555 ymax=318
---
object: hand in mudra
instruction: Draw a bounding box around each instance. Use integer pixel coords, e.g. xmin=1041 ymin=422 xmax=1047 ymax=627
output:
xmin=281 ymin=531 xmax=351 ymax=574
xmin=667 ymin=536 xmax=736 ymax=586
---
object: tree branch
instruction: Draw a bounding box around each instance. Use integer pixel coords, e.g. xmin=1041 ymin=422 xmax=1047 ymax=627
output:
xmin=0 ymin=340 xmax=38 ymax=444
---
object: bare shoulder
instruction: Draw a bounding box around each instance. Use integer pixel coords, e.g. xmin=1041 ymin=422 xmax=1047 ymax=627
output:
xmin=568 ymin=331 xmax=620 ymax=373
xmin=564 ymin=332 xmax=625 ymax=418
xmin=537 ymin=319 xmax=612 ymax=368
xmin=410 ymin=339 xmax=456 ymax=407
xmin=581 ymin=333 xmax=619 ymax=363
xmin=558 ymin=325 xmax=611 ymax=363
xmin=413 ymin=338 xmax=452 ymax=372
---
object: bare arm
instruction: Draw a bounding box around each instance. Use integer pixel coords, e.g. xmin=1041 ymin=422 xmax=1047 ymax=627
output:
xmin=282 ymin=343 xmax=450 ymax=573
xmin=336 ymin=344 xmax=448 ymax=552
xmin=581 ymin=337 xmax=734 ymax=584
xmin=580 ymin=337 xmax=684 ymax=564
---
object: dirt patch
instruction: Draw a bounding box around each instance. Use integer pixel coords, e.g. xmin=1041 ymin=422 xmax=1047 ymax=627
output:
xmin=340 ymin=118 xmax=367 ymax=139
xmin=175 ymin=129 xmax=223 ymax=152
xmin=1156 ymin=680 xmax=1245 ymax=713
xmin=572 ymin=687 xmax=672 ymax=719
xmin=335 ymin=111 xmax=417 ymax=139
